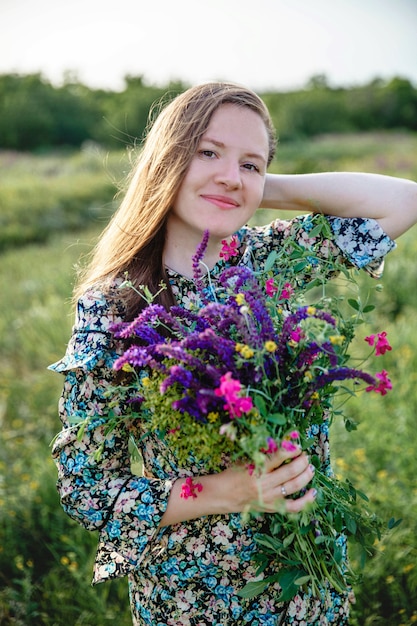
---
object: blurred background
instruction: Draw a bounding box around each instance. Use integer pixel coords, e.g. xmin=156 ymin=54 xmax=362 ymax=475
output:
xmin=0 ymin=0 xmax=416 ymax=624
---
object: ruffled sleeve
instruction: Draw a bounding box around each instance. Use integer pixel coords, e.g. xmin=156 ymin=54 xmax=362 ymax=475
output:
xmin=241 ymin=215 xmax=396 ymax=281
xmin=49 ymin=288 xmax=173 ymax=583
xmin=325 ymin=216 xmax=396 ymax=278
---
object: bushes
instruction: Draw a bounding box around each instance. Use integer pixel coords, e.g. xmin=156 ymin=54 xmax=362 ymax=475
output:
xmin=1 ymin=73 xmax=416 ymax=151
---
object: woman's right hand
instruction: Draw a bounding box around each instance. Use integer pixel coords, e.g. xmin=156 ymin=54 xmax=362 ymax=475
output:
xmin=159 ymin=446 xmax=316 ymax=528
xmin=225 ymin=445 xmax=317 ymax=515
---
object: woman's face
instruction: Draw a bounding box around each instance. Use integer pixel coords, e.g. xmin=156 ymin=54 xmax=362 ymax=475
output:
xmin=167 ymin=103 xmax=269 ymax=248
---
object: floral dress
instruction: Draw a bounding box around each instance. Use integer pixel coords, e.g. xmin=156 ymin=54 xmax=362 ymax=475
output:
xmin=50 ymin=215 xmax=395 ymax=626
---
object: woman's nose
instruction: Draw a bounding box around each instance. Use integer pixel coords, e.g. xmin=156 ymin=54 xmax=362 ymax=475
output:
xmin=215 ymin=161 xmax=242 ymax=189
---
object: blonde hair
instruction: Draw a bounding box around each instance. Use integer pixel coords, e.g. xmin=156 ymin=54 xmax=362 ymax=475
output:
xmin=75 ymin=82 xmax=276 ymax=317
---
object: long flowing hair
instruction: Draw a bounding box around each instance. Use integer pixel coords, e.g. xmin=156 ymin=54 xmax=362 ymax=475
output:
xmin=74 ymin=82 xmax=277 ymax=319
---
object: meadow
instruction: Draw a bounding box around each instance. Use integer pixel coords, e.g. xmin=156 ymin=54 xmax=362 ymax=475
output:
xmin=1 ymin=131 xmax=417 ymax=625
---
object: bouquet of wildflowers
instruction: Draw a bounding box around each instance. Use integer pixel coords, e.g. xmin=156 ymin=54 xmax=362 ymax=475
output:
xmin=106 ymin=222 xmax=394 ymax=601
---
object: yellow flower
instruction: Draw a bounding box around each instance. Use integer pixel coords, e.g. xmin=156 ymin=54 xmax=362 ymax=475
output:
xmin=385 ymin=575 xmax=395 ymax=584
xmin=240 ymin=345 xmax=254 ymax=359
xmin=122 ymin=363 xmax=134 ymax=372
xmin=235 ymin=343 xmax=243 ymax=353
xmin=354 ymin=448 xmax=366 ymax=463
xmin=377 ymin=469 xmax=388 ymax=480
xmin=335 ymin=458 xmax=349 ymax=472
xmin=142 ymin=377 xmax=151 ymax=387
xmin=264 ymin=341 xmax=277 ymax=352
xmin=310 ymin=392 xmax=320 ymax=401
xmin=207 ymin=412 xmax=219 ymax=423
xmin=403 ymin=563 xmax=415 ymax=574
xmin=304 ymin=371 xmax=313 ymax=381
xmin=307 ymin=306 xmax=316 ymax=315
xmin=235 ymin=293 xmax=246 ymax=306
xmin=329 ymin=335 xmax=345 ymax=345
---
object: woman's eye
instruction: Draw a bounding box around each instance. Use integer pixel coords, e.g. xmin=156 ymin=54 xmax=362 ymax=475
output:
xmin=199 ymin=149 xmax=216 ymax=158
xmin=243 ymin=163 xmax=260 ymax=172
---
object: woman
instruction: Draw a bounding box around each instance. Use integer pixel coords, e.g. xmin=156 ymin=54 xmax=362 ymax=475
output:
xmin=50 ymin=82 xmax=417 ymax=625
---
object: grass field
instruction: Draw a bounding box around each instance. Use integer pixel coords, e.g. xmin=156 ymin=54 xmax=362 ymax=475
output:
xmin=1 ymin=132 xmax=417 ymax=625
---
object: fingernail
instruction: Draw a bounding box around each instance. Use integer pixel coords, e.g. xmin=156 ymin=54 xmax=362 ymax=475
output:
xmin=312 ymin=489 xmax=317 ymax=498
xmin=309 ymin=464 xmax=315 ymax=473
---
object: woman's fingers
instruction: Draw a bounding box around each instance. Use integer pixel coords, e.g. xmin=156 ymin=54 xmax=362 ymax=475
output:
xmin=285 ymin=487 xmax=317 ymax=514
xmin=263 ymin=445 xmax=303 ymax=472
xmin=255 ymin=452 xmax=316 ymax=513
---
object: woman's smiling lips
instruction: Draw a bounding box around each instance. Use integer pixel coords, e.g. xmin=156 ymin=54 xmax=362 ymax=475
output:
xmin=201 ymin=194 xmax=240 ymax=209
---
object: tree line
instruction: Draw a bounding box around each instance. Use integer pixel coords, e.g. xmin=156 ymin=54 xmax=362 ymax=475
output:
xmin=1 ymin=72 xmax=416 ymax=151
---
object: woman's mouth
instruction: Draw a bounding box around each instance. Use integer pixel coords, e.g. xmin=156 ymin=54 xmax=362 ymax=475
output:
xmin=201 ymin=195 xmax=240 ymax=209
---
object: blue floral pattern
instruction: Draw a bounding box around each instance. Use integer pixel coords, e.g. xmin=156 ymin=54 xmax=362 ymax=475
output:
xmin=50 ymin=215 xmax=395 ymax=625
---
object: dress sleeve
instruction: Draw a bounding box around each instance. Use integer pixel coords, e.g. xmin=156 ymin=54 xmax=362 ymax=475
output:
xmin=49 ymin=289 xmax=173 ymax=582
xmin=249 ymin=215 xmax=396 ymax=279
xmin=325 ymin=216 xmax=396 ymax=278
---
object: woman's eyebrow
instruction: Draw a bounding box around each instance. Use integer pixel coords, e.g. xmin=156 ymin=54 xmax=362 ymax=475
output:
xmin=201 ymin=136 xmax=267 ymax=164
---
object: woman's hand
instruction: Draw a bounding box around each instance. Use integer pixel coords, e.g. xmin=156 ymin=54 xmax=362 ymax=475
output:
xmin=159 ymin=446 xmax=316 ymax=528
xmin=226 ymin=445 xmax=316 ymax=515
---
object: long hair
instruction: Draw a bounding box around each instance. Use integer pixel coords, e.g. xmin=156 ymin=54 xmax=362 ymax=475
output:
xmin=74 ymin=82 xmax=277 ymax=319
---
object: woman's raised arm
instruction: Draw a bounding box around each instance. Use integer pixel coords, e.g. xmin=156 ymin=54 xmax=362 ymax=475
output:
xmin=262 ymin=172 xmax=417 ymax=240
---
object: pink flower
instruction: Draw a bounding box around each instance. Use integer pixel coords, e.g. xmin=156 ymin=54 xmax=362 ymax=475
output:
xmin=366 ymin=369 xmax=392 ymax=396
xmin=365 ymin=331 xmax=392 ymax=356
xmin=289 ymin=430 xmax=300 ymax=440
xmin=281 ymin=440 xmax=298 ymax=452
xmin=261 ymin=437 xmax=279 ymax=454
xmin=246 ymin=463 xmax=256 ymax=476
xmin=279 ymin=282 xmax=294 ymax=300
xmin=214 ymin=372 xmax=253 ymax=418
xmin=265 ymin=278 xmax=278 ymax=297
xmin=219 ymin=236 xmax=239 ymax=261
xmin=290 ymin=327 xmax=303 ymax=343
xmin=180 ymin=477 xmax=203 ymax=499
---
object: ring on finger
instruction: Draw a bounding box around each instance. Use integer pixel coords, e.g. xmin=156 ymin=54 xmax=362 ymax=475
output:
xmin=281 ymin=484 xmax=287 ymax=497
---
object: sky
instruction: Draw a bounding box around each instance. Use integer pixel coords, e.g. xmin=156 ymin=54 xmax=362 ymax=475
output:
xmin=1 ymin=0 xmax=416 ymax=92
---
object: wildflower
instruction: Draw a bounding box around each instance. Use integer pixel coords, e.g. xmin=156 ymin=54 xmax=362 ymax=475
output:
xmin=366 ymin=369 xmax=392 ymax=395
xmin=264 ymin=340 xmax=277 ymax=352
xmin=329 ymin=335 xmax=345 ymax=346
xmin=181 ymin=477 xmax=203 ymax=499
xmin=214 ymin=372 xmax=253 ymax=419
xmin=281 ymin=440 xmax=298 ymax=452
xmin=265 ymin=278 xmax=278 ymax=297
xmin=261 ymin=437 xmax=279 ymax=454
xmin=365 ymin=331 xmax=392 ymax=356
xmin=289 ymin=328 xmax=303 ymax=344
xmin=240 ymin=345 xmax=254 ymax=359
xmin=207 ymin=412 xmax=219 ymax=423
xmin=307 ymin=306 xmax=316 ymax=315
xmin=235 ymin=293 xmax=246 ymax=306
xmin=246 ymin=463 xmax=256 ymax=476
xmin=220 ymin=236 xmax=239 ymax=261
xmin=219 ymin=422 xmax=237 ymax=441
xmin=403 ymin=563 xmax=415 ymax=574
xmin=279 ymin=282 xmax=294 ymax=300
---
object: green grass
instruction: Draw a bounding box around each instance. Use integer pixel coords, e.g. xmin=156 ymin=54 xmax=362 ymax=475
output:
xmin=1 ymin=132 xmax=417 ymax=624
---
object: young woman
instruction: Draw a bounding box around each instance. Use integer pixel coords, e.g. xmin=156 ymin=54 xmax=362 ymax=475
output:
xmin=50 ymin=82 xmax=417 ymax=625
